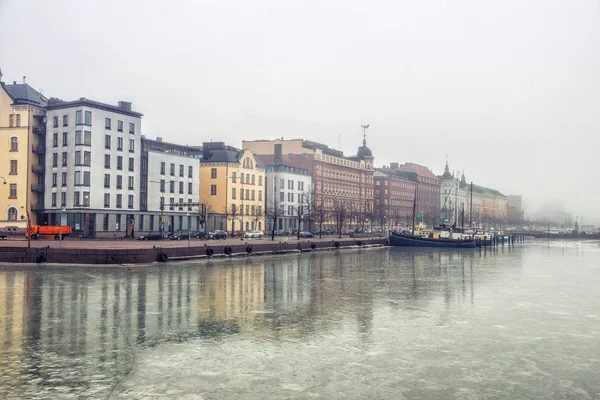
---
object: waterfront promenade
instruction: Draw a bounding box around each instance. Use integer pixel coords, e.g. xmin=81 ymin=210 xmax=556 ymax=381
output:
xmin=0 ymin=235 xmax=387 ymax=265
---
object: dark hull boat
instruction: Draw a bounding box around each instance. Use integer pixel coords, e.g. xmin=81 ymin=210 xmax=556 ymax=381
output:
xmin=389 ymin=232 xmax=476 ymax=248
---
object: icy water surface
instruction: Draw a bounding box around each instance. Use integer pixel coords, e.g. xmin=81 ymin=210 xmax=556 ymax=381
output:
xmin=1 ymin=241 xmax=600 ymax=399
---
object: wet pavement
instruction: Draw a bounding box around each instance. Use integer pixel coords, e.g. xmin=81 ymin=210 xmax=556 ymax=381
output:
xmin=1 ymin=240 xmax=599 ymax=399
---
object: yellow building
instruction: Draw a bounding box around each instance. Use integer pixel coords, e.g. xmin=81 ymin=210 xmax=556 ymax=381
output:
xmin=199 ymin=142 xmax=265 ymax=233
xmin=0 ymin=71 xmax=47 ymax=232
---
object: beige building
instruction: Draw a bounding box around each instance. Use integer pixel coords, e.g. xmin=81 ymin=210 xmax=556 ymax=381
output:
xmin=0 ymin=71 xmax=47 ymax=232
xmin=199 ymin=142 xmax=265 ymax=233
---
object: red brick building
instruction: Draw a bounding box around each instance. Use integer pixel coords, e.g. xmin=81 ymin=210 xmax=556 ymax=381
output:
xmin=373 ymin=170 xmax=417 ymax=231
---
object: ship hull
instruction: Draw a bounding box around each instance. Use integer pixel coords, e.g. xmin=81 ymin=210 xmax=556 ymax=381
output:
xmin=389 ymin=233 xmax=476 ymax=248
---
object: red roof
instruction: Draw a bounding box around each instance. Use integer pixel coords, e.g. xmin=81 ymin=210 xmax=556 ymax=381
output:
xmin=395 ymin=163 xmax=440 ymax=181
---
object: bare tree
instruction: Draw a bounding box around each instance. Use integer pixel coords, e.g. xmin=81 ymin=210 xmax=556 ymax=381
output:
xmin=314 ymin=200 xmax=328 ymax=239
xmin=223 ymin=204 xmax=239 ymax=237
xmin=332 ymin=200 xmax=348 ymax=238
xmin=302 ymin=189 xmax=315 ymax=233
xmin=266 ymin=197 xmax=284 ymax=241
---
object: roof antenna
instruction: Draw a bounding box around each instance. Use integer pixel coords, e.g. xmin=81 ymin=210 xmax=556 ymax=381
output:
xmin=23 ymin=76 xmax=26 ymax=84
xmin=338 ymin=134 xmax=341 ymax=149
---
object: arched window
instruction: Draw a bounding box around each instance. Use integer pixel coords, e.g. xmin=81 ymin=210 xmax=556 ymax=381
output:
xmin=9 ymin=114 xmax=14 ymax=127
xmin=258 ymin=221 xmax=262 ymax=230
xmin=16 ymin=114 xmax=21 ymax=127
xmin=10 ymin=137 xmax=18 ymax=151
xmin=245 ymin=221 xmax=249 ymax=231
xmin=7 ymin=207 xmax=18 ymax=221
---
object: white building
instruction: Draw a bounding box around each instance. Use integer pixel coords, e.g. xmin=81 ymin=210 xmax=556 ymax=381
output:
xmin=439 ymin=160 xmax=469 ymax=225
xmin=265 ymin=145 xmax=313 ymax=233
xmin=140 ymin=137 xmax=201 ymax=234
xmin=43 ymin=98 xmax=143 ymax=237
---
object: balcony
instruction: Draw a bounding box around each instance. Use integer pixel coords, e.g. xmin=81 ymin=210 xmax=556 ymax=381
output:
xmin=31 ymin=164 xmax=45 ymax=173
xmin=32 ymin=144 xmax=45 ymax=153
xmin=33 ymin=126 xmax=46 ymax=135
xmin=31 ymin=184 xmax=44 ymax=192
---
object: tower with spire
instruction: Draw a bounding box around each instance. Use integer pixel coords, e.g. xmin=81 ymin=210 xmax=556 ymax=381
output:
xmin=439 ymin=157 xmax=469 ymax=226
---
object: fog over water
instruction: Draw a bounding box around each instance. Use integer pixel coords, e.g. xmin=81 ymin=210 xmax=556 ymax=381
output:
xmin=1 ymin=0 xmax=599 ymax=221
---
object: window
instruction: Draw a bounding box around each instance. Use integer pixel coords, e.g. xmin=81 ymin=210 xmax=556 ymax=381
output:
xmin=9 ymin=184 xmax=17 ymax=199
xmin=188 ymin=199 xmax=192 ymax=211
xmin=246 ymin=189 xmax=250 ymax=199
xmin=178 ymin=198 xmax=184 ymax=211
xmin=10 ymin=160 xmax=17 ymax=175
xmin=210 ymin=185 xmax=217 ymax=195
xmin=179 ymin=182 xmax=183 ymax=194
xmin=139 ymin=215 xmax=144 ymax=231
xmin=258 ymin=175 xmax=262 ymax=186
xmin=53 ymin=116 xmax=59 ymax=128
xmin=105 ymin=135 xmax=111 ymax=149
xmin=169 ymin=181 xmax=175 ymax=193
xmin=128 ymin=195 xmax=134 ymax=209
xmin=84 ymin=131 xmax=91 ymax=145
xmin=103 ymin=213 xmax=109 ymax=230
xmin=62 ymin=115 xmax=68 ymax=127
xmin=62 ymin=132 xmax=68 ymax=146
xmin=160 ymin=162 xmax=165 ymax=175
xmin=62 ymin=152 xmax=67 ymax=167
xmin=105 ymin=118 xmax=111 ymax=130
xmin=10 ymin=137 xmax=18 ymax=151
xmin=129 ymin=139 xmax=135 ymax=153
xmin=74 ymin=191 xmax=80 ymax=206
xmin=74 ymin=151 xmax=81 ymax=165
xmin=251 ymin=190 xmax=255 ymax=200
xmin=288 ymin=180 xmax=294 ymax=190
xmin=105 ymin=154 xmax=111 ymax=168
xmin=9 ymin=114 xmax=14 ymax=127
xmin=245 ymin=205 xmax=249 ymax=215
xmin=232 ymin=188 xmax=237 ymax=199
xmin=83 ymin=191 xmax=90 ymax=206
xmin=179 ymin=165 xmax=184 ymax=177
xmin=211 ymin=168 xmax=217 ymax=179
xmin=251 ymin=175 xmax=255 ymax=185
xmin=76 ymin=111 xmax=82 ymax=125
xmin=116 ymin=214 xmax=121 ymax=230
xmin=104 ymin=193 xmax=110 ymax=207
xmin=246 ymin=174 xmax=250 ymax=184
xmin=251 ymin=205 xmax=255 ymax=215
xmin=7 ymin=207 xmax=17 ymax=221
xmin=15 ymin=114 xmax=20 ymax=126
xmin=258 ymin=190 xmax=262 ymax=201
xmin=53 ymin=153 xmax=58 ymax=167
xmin=116 ymin=194 xmax=122 ymax=208
xmin=84 ymin=111 xmax=92 ymax=125
xmin=170 ymin=163 xmax=175 ymax=176
xmin=117 ymin=175 xmax=122 ymax=189
xmin=280 ymin=179 xmax=284 ymax=189
xmin=104 ymin=174 xmax=110 ymax=188
xmin=84 ymin=151 xmax=91 ymax=166
xmin=160 ymin=179 xmax=165 ymax=193
xmin=75 ymin=171 xmax=81 ymax=185
xmin=188 ymin=166 xmax=193 ymax=178
xmin=280 ymin=192 xmax=284 ymax=202
xmin=52 ymin=193 xmax=57 ymax=207
xmin=83 ymin=171 xmax=90 ymax=186
xmin=62 ymin=172 xmax=67 ymax=187
xmin=75 ymin=131 xmax=82 ymax=145
xmin=129 ymin=122 xmax=135 ymax=134
xmin=61 ymin=192 xmax=66 ymax=207
xmin=241 ymin=173 xmax=245 ymax=183
xmin=188 ymin=182 xmax=192 ymax=195
xmin=53 ymin=133 xmax=58 ymax=147
xmin=169 ymin=198 xmax=174 ymax=210
xmin=117 ymin=137 xmax=123 ymax=151
xmin=240 ymin=189 xmax=244 ymax=200
xmin=299 ymin=181 xmax=304 ymax=191
xmin=128 ymin=176 xmax=134 ymax=190
xmin=52 ymin=173 xmax=57 ymax=187
xmin=231 ymin=171 xmax=236 ymax=183
xmin=128 ymin=157 xmax=134 ymax=171
xmin=116 ymin=156 xmax=123 ymax=170
xmin=117 ymin=120 xmax=123 ymax=132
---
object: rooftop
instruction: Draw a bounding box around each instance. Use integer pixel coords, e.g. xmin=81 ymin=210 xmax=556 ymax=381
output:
xmin=3 ymin=82 xmax=48 ymax=107
xmin=46 ymin=97 xmax=143 ymax=118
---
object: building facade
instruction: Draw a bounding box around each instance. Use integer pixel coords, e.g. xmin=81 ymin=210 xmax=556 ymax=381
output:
xmin=140 ymin=137 xmax=201 ymax=235
xmin=243 ymin=137 xmax=374 ymax=232
xmin=0 ymin=72 xmax=47 ymax=233
xmin=265 ymin=144 xmax=313 ymax=233
xmin=199 ymin=142 xmax=265 ymax=233
xmin=439 ymin=160 xmax=469 ymax=226
xmin=42 ymin=98 xmax=143 ymax=237
xmin=373 ymin=170 xmax=417 ymax=231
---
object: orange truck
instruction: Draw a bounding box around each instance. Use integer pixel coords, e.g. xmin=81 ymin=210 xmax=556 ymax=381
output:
xmin=26 ymin=225 xmax=73 ymax=239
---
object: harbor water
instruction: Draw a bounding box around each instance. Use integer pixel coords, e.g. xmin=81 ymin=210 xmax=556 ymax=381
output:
xmin=1 ymin=240 xmax=599 ymax=399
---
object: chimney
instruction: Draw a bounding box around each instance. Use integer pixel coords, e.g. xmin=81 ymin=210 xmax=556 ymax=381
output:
xmin=274 ymin=144 xmax=283 ymax=164
xmin=390 ymin=162 xmax=399 ymax=170
xmin=156 ymin=137 xmax=162 ymax=142
xmin=23 ymin=76 xmax=26 ymax=84
xmin=118 ymin=101 xmax=132 ymax=111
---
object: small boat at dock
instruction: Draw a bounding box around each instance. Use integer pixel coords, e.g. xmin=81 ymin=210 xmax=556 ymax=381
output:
xmin=389 ymin=231 xmax=476 ymax=248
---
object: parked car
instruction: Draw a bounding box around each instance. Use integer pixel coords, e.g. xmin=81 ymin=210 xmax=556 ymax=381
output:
xmin=137 ymin=232 xmax=163 ymax=241
xmin=170 ymin=232 xmax=192 ymax=240
xmin=273 ymin=230 xmax=285 ymax=236
xmin=299 ymin=231 xmax=313 ymax=238
xmin=191 ymin=230 xmax=207 ymax=239
xmin=208 ymin=230 xmax=228 ymax=240
xmin=167 ymin=230 xmax=183 ymax=240
xmin=244 ymin=230 xmax=264 ymax=239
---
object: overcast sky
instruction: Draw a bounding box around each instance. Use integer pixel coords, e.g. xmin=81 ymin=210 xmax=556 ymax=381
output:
xmin=1 ymin=0 xmax=599 ymax=222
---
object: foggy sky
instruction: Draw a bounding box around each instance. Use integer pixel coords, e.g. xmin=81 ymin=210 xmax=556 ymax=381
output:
xmin=1 ymin=0 xmax=599 ymax=223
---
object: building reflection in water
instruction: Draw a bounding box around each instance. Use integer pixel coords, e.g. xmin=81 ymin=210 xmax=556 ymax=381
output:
xmin=0 ymin=247 xmax=511 ymax=397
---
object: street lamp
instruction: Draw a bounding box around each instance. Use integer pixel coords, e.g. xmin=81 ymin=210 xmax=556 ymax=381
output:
xmin=186 ymin=212 xmax=191 ymax=247
xmin=59 ymin=207 xmax=66 ymax=248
